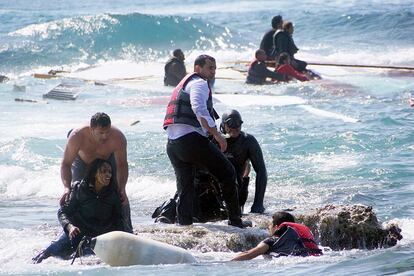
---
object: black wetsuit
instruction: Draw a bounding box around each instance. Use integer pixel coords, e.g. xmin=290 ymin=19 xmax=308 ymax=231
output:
xmin=71 ymin=154 xmax=133 ymax=233
xmin=164 ymin=57 xmax=186 ymax=86
xmin=273 ymin=30 xmax=307 ymax=72
xmin=225 ymin=131 xmax=267 ymax=213
xmin=246 ymin=60 xmax=285 ymax=84
xmin=32 ymin=180 xmax=124 ymax=263
xmin=259 ymin=29 xmax=276 ymax=59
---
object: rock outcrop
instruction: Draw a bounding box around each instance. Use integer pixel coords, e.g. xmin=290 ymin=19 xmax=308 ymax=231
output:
xmin=134 ymin=204 xmax=402 ymax=252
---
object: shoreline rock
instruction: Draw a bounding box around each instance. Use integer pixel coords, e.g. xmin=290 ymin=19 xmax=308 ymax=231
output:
xmin=133 ymin=204 xmax=402 ymax=252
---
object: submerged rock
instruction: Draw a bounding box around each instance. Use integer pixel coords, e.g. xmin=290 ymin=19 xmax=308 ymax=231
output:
xmin=133 ymin=204 xmax=402 ymax=252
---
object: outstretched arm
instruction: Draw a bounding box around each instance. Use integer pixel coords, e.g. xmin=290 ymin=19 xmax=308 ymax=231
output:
xmin=248 ymin=136 xmax=267 ymax=213
xmin=60 ymin=131 xmax=81 ymax=205
xmin=232 ymin=242 xmax=269 ymax=261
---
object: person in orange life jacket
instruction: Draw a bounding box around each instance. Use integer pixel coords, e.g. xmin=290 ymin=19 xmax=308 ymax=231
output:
xmin=232 ymin=211 xmax=322 ymax=261
xmin=259 ymin=15 xmax=283 ymax=60
xmin=164 ymin=49 xmax=187 ymax=87
xmin=163 ymin=54 xmax=249 ymax=228
xmin=32 ymin=159 xmax=125 ymax=264
xmin=276 ymin=52 xmax=309 ymax=82
xmin=220 ymin=110 xmax=267 ymax=214
xmin=273 ymin=21 xmax=307 ymax=72
xmin=246 ymin=49 xmax=285 ymax=85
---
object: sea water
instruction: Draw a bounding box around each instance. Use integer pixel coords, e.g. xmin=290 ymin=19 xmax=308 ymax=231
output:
xmin=1 ymin=0 xmax=414 ymax=275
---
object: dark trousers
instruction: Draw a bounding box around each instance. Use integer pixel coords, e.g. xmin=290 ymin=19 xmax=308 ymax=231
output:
xmin=167 ymin=132 xmax=241 ymax=225
xmin=71 ymin=154 xmax=133 ymax=233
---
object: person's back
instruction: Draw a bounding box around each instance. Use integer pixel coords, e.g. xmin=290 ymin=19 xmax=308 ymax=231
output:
xmin=259 ymin=15 xmax=283 ymax=60
xmin=164 ymin=49 xmax=187 ymax=86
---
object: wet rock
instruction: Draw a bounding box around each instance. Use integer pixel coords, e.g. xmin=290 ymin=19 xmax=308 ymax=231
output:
xmin=134 ymin=204 xmax=402 ymax=252
xmin=296 ymin=204 xmax=403 ymax=250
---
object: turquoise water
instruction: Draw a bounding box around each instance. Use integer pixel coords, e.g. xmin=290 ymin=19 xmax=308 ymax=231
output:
xmin=1 ymin=0 xmax=414 ymax=275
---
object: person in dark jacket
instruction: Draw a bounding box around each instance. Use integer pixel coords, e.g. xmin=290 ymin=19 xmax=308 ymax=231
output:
xmin=246 ymin=49 xmax=285 ymax=84
xmin=32 ymin=159 xmax=124 ymax=263
xmin=232 ymin=211 xmax=322 ymax=260
xmin=259 ymin=15 xmax=283 ymax=60
xmin=220 ymin=110 xmax=267 ymax=213
xmin=164 ymin=49 xmax=187 ymax=86
xmin=273 ymin=21 xmax=307 ymax=72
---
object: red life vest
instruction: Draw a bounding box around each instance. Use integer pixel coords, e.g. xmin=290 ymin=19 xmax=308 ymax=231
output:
xmin=163 ymin=73 xmax=214 ymax=129
xmin=277 ymin=222 xmax=321 ymax=255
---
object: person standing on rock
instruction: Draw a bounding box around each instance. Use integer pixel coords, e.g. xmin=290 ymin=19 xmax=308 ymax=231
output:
xmin=163 ymin=54 xmax=249 ymax=228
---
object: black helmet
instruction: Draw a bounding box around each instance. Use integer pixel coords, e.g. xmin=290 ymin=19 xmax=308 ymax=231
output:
xmin=220 ymin=110 xmax=243 ymax=133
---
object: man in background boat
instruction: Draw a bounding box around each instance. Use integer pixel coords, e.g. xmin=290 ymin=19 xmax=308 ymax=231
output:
xmin=163 ymin=54 xmax=248 ymax=228
xmin=246 ymin=49 xmax=285 ymax=84
xmin=259 ymin=15 xmax=283 ymax=60
xmin=60 ymin=112 xmax=133 ymax=233
xmin=273 ymin=21 xmax=307 ymax=72
xmin=164 ymin=49 xmax=187 ymax=86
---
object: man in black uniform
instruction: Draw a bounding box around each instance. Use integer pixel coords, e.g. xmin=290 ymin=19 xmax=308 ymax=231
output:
xmin=220 ymin=109 xmax=267 ymax=213
xmin=259 ymin=15 xmax=283 ymax=60
xmin=164 ymin=49 xmax=187 ymax=86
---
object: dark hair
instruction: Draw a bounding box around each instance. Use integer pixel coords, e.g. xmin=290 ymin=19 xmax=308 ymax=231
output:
xmin=255 ymin=49 xmax=266 ymax=59
xmin=277 ymin=52 xmax=290 ymax=65
xmin=90 ymin=112 xmax=111 ymax=128
xmin=272 ymin=211 xmax=295 ymax=227
xmin=271 ymin=15 xmax=283 ymax=29
xmin=84 ymin=158 xmax=114 ymax=186
xmin=194 ymin=55 xmax=216 ymax=67
xmin=173 ymin=49 xmax=183 ymax=58
xmin=282 ymin=21 xmax=293 ymax=31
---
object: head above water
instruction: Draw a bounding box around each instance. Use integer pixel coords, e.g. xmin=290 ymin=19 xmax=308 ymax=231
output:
xmin=277 ymin=52 xmax=291 ymax=65
xmin=220 ymin=109 xmax=243 ymax=138
xmin=271 ymin=15 xmax=283 ymax=29
xmin=90 ymin=112 xmax=112 ymax=144
xmin=283 ymin=21 xmax=294 ymax=34
xmin=271 ymin=211 xmax=295 ymax=228
xmin=85 ymin=158 xmax=114 ymax=189
xmin=194 ymin=54 xmax=216 ymax=80
xmin=255 ymin=49 xmax=267 ymax=62
xmin=173 ymin=49 xmax=185 ymax=61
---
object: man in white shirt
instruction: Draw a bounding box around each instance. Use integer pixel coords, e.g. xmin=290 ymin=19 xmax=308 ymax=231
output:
xmin=163 ymin=55 xmax=248 ymax=228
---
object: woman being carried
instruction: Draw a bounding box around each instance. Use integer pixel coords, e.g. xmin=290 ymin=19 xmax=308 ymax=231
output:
xmin=32 ymin=159 xmax=125 ymax=263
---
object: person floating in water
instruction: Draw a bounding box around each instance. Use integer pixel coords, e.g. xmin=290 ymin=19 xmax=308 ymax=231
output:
xmin=60 ymin=112 xmax=132 ymax=233
xmin=232 ymin=211 xmax=322 ymax=261
xmin=259 ymin=15 xmax=283 ymax=60
xmin=164 ymin=49 xmax=187 ymax=87
xmin=246 ymin=49 xmax=285 ymax=84
xmin=32 ymin=159 xmax=125 ymax=263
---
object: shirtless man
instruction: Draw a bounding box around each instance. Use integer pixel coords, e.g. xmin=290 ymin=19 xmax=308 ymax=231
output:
xmin=60 ymin=112 xmax=132 ymax=232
